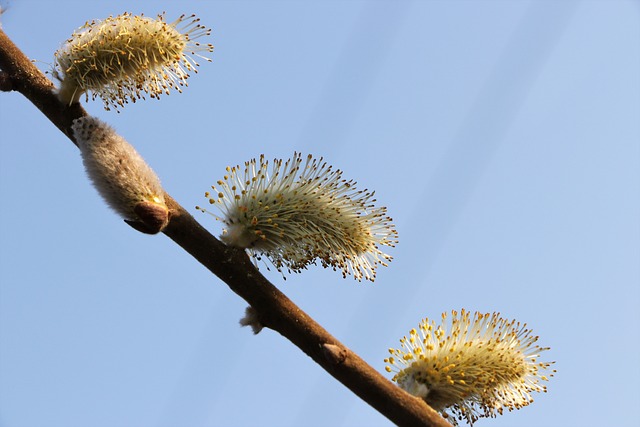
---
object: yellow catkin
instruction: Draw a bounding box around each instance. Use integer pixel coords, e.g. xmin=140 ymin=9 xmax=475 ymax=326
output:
xmin=53 ymin=12 xmax=214 ymax=110
xmin=197 ymin=153 xmax=398 ymax=281
xmin=384 ymin=309 xmax=555 ymax=426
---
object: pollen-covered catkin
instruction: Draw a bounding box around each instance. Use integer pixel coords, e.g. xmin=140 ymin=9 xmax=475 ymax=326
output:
xmin=384 ymin=309 xmax=555 ymax=426
xmin=198 ymin=153 xmax=398 ymax=281
xmin=53 ymin=13 xmax=214 ymax=110
xmin=72 ymin=116 xmax=169 ymax=233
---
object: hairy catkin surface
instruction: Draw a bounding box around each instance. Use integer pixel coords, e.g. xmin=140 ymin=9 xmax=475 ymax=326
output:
xmin=72 ymin=116 xmax=167 ymax=221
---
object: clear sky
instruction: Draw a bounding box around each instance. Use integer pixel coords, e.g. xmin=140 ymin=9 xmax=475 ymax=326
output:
xmin=1 ymin=1 xmax=638 ymax=426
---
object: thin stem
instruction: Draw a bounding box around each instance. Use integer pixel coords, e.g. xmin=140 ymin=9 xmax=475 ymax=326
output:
xmin=0 ymin=28 xmax=451 ymax=427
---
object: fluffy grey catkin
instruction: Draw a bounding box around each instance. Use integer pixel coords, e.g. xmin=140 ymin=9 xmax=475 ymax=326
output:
xmin=72 ymin=116 xmax=169 ymax=233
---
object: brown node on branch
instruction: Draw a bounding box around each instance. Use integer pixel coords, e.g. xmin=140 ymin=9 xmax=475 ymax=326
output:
xmin=124 ymin=201 xmax=171 ymax=234
xmin=322 ymin=343 xmax=348 ymax=367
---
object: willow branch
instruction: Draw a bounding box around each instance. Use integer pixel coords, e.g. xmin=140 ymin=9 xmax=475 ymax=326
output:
xmin=0 ymin=28 xmax=450 ymax=427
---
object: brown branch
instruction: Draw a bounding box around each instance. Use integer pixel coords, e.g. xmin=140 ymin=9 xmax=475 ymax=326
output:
xmin=0 ymin=28 xmax=451 ymax=427
xmin=0 ymin=30 xmax=86 ymax=143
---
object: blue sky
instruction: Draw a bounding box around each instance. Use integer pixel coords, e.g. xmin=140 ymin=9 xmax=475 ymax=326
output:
xmin=1 ymin=1 xmax=638 ymax=426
